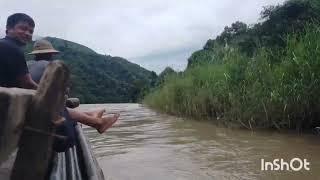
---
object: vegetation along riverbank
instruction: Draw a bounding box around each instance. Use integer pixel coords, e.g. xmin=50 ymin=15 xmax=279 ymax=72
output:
xmin=144 ymin=0 xmax=320 ymax=131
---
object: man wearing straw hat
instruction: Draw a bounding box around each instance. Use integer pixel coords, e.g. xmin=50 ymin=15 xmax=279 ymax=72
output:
xmin=27 ymin=38 xmax=60 ymax=83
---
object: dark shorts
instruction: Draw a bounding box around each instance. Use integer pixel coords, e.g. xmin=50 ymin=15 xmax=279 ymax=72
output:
xmin=53 ymin=108 xmax=77 ymax=152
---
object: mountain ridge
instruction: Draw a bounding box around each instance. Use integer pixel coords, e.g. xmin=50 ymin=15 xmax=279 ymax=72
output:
xmin=26 ymin=36 xmax=157 ymax=103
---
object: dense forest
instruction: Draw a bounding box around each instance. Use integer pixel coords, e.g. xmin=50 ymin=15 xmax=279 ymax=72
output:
xmin=144 ymin=0 xmax=320 ymax=131
xmin=25 ymin=37 xmax=158 ymax=103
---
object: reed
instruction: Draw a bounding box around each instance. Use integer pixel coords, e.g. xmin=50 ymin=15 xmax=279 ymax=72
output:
xmin=144 ymin=25 xmax=320 ymax=131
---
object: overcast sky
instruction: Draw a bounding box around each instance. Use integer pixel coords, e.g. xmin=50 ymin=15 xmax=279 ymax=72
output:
xmin=0 ymin=0 xmax=286 ymax=73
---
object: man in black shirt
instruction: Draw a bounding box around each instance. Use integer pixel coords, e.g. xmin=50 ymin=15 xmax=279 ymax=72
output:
xmin=0 ymin=13 xmax=38 ymax=89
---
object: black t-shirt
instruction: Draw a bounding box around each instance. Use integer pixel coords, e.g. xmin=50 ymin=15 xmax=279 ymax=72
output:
xmin=0 ymin=36 xmax=29 ymax=87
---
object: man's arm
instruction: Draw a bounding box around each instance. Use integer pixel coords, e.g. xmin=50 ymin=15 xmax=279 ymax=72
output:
xmin=17 ymin=73 xmax=38 ymax=90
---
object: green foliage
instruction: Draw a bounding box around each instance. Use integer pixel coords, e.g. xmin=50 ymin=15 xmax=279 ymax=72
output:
xmin=159 ymin=67 xmax=176 ymax=77
xmin=157 ymin=67 xmax=177 ymax=85
xmin=144 ymin=64 xmax=228 ymax=119
xmin=188 ymin=44 xmax=227 ymax=67
xmin=145 ymin=25 xmax=320 ymax=130
xmin=145 ymin=0 xmax=320 ymax=131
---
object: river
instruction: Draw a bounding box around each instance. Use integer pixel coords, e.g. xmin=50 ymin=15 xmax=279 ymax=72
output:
xmin=77 ymin=104 xmax=320 ymax=180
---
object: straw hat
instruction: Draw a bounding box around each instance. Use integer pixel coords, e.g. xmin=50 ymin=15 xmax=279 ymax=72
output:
xmin=28 ymin=39 xmax=59 ymax=55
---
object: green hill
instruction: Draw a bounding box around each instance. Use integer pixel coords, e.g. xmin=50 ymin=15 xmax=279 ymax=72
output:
xmin=26 ymin=37 xmax=157 ymax=103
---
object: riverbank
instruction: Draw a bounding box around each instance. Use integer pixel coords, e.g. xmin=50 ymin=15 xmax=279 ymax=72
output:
xmin=144 ymin=25 xmax=320 ymax=131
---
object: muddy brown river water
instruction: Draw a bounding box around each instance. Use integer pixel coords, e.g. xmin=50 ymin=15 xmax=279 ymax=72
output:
xmin=77 ymin=104 xmax=320 ymax=180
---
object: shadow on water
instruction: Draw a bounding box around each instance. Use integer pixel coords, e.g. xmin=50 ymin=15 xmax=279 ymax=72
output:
xmin=77 ymin=104 xmax=320 ymax=180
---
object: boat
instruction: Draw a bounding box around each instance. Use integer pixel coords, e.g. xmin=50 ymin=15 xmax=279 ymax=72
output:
xmin=0 ymin=61 xmax=104 ymax=180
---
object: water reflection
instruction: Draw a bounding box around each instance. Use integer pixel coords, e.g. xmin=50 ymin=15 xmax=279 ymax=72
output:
xmin=78 ymin=104 xmax=320 ymax=180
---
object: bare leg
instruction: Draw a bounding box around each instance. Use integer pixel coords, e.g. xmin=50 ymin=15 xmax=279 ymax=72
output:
xmin=84 ymin=109 xmax=105 ymax=118
xmin=67 ymin=108 xmax=119 ymax=133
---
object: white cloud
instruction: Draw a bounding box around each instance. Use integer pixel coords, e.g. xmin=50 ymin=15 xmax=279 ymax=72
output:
xmin=0 ymin=0 xmax=286 ymax=72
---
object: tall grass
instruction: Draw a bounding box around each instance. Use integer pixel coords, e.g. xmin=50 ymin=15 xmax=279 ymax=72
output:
xmin=144 ymin=25 xmax=320 ymax=131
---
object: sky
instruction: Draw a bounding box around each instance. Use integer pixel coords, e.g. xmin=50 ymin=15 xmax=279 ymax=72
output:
xmin=0 ymin=0 xmax=286 ymax=73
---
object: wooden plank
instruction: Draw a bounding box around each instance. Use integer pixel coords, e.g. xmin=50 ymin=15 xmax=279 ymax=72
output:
xmin=11 ymin=61 xmax=70 ymax=180
xmin=0 ymin=88 xmax=35 ymax=164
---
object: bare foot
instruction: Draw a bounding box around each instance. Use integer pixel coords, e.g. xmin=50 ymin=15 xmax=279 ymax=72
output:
xmin=97 ymin=113 xmax=120 ymax=134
